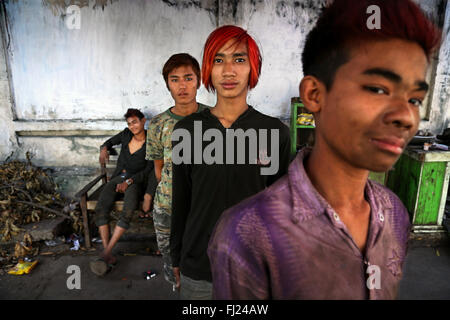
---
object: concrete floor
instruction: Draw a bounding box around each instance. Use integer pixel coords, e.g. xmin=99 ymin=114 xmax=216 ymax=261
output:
xmin=0 ymin=243 xmax=449 ymax=300
xmin=398 ymin=246 xmax=450 ymax=299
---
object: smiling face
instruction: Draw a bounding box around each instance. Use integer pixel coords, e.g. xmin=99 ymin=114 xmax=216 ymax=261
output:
xmin=304 ymin=38 xmax=428 ymax=172
xmin=126 ymin=115 xmax=146 ymax=136
xmin=167 ymin=65 xmax=198 ymax=106
xmin=210 ymin=39 xmax=251 ymax=100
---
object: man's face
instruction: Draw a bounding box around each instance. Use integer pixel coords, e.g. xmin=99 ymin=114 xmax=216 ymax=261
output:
xmin=211 ymin=39 xmax=251 ymax=100
xmin=315 ymin=39 xmax=428 ymax=172
xmin=167 ymin=65 xmax=198 ymax=106
xmin=127 ymin=115 xmax=146 ymax=136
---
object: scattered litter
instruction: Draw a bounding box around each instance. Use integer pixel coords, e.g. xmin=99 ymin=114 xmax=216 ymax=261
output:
xmin=70 ymin=239 xmax=80 ymax=251
xmin=123 ymin=253 xmax=136 ymax=256
xmin=48 ymin=236 xmax=65 ymax=246
xmin=143 ymin=270 xmax=156 ymax=280
xmin=91 ymin=237 xmax=103 ymax=243
xmin=0 ymin=154 xmax=84 ymax=243
xmin=436 ymin=249 xmax=440 ymax=257
xmin=40 ymin=252 xmax=54 ymax=256
xmin=8 ymin=259 xmax=38 ymax=275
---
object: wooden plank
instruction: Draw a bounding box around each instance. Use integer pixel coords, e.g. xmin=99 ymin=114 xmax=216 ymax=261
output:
xmin=16 ymin=130 xmax=120 ymax=137
xmin=403 ymin=148 xmax=450 ymax=162
xmin=415 ymin=161 xmax=447 ymax=225
xmin=87 ymin=200 xmax=143 ymax=212
xmin=80 ymin=194 xmax=91 ymax=248
xmin=387 ymin=154 xmax=422 ymax=218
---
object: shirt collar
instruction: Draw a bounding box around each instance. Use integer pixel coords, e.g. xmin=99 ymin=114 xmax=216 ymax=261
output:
xmin=288 ymin=148 xmax=392 ymax=232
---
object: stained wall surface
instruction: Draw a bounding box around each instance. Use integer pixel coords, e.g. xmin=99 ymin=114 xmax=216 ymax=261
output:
xmin=0 ymin=0 xmax=448 ymax=195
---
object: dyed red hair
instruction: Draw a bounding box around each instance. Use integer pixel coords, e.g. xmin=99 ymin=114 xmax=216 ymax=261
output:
xmin=202 ymin=25 xmax=262 ymax=92
xmin=302 ymin=0 xmax=441 ymax=90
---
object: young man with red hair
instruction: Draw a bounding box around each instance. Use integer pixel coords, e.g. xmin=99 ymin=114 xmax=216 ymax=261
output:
xmin=170 ymin=25 xmax=291 ymax=299
xmin=208 ymin=0 xmax=441 ymax=299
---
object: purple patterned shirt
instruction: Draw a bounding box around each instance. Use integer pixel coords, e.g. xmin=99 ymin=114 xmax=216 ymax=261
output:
xmin=207 ymin=148 xmax=411 ymax=299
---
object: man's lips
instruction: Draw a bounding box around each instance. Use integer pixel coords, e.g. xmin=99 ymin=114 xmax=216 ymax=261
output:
xmin=371 ymin=137 xmax=406 ymax=155
xmin=220 ymin=82 xmax=238 ymax=89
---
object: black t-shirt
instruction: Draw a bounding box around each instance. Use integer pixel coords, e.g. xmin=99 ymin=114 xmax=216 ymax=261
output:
xmin=170 ymin=106 xmax=291 ymax=281
xmin=101 ymin=128 xmax=156 ymax=196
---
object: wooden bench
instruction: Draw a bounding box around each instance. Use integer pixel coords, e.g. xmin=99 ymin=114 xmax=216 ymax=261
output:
xmin=75 ymin=148 xmax=125 ymax=248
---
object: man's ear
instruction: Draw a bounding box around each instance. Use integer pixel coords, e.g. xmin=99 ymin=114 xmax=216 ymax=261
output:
xmin=299 ymin=76 xmax=326 ymax=113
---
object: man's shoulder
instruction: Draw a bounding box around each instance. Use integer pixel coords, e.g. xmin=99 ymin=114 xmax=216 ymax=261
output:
xmin=249 ymin=107 xmax=289 ymax=132
xmin=149 ymin=109 xmax=173 ymax=125
xmin=174 ymin=109 xmax=208 ymax=130
xmin=212 ymin=175 xmax=292 ymax=252
xmin=367 ymin=179 xmax=410 ymax=225
xmin=221 ymin=175 xmax=292 ymax=227
xmin=368 ymin=179 xmax=406 ymax=208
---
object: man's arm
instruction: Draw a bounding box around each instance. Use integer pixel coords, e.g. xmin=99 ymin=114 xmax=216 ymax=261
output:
xmin=99 ymin=129 xmax=127 ymax=164
xmin=154 ymin=159 xmax=164 ymax=182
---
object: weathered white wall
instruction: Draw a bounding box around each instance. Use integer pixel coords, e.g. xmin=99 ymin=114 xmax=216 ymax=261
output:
xmin=5 ymin=0 xmax=217 ymax=120
xmin=427 ymin=1 xmax=450 ymax=133
xmin=0 ymin=0 xmax=449 ymax=196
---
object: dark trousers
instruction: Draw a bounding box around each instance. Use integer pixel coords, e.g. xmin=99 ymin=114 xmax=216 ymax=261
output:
xmin=94 ymin=176 xmax=143 ymax=230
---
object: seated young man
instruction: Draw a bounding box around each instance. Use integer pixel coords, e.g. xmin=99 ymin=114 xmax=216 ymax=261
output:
xmin=90 ymin=108 xmax=157 ymax=276
xmin=208 ymin=0 xmax=441 ymax=299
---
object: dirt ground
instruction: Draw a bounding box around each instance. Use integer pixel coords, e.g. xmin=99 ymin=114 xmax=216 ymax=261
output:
xmin=0 ymin=240 xmax=449 ymax=300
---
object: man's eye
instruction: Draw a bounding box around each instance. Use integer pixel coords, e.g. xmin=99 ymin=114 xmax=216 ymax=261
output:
xmin=409 ymin=98 xmax=423 ymax=107
xmin=236 ymin=58 xmax=245 ymax=63
xmin=364 ymin=86 xmax=387 ymax=95
xmin=171 ymin=79 xmax=178 ymax=82
xmin=214 ymin=58 xmax=223 ymax=63
xmin=186 ymin=77 xmax=193 ymax=81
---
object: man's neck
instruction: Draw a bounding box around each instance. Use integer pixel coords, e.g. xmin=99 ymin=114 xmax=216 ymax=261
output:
xmin=212 ymin=95 xmax=248 ymax=126
xmin=171 ymin=101 xmax=198 ymax=117
xmin=133 ymin=131 xmax=146 ymax=142
xmin=304 ymin=141 xmax=369 ymax=213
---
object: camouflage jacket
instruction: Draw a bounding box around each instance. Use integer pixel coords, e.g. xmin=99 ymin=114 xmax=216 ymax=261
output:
xmin=146 ymin=103 xmax=210 ymax=211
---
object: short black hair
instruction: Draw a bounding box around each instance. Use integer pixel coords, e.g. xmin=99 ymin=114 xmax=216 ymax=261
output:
xmin=301 ymin=0 xmax=441 ymax=91
xmin=162 ymin=53 xmax=201 ymax=90
xmin=124 ymin=108 xmax=145 ymax=120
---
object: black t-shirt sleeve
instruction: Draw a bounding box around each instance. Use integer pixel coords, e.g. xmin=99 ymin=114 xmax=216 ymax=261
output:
xmin=101 ymin=128 xmax=128 ymax=151
xmin=170 ymin=121 xmax=193 ymax=268
xmin=130 ymin=159 xmax=154 ymax=186
xmin=267 ymin=122 xmax=291 ymax=186
xmin=145 ymin=167 xmax=157 ymax=197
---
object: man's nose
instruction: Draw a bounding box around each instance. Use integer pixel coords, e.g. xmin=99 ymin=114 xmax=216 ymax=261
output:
xmin=383 ymin=97 xmax=418 ymax=130
xmin=222 ymin=60 xmax=235 ymax=76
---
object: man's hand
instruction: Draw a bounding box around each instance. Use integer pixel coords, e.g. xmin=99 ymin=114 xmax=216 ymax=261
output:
xmin=99 ymin=147 xmax=109 ymax=165
xmin=142 ymin=193 xmax=152 ymax=213
xmin=173 ymin=267 xmax=181 ymax=291
xmin=116 ymin=180 xmax=130 ymax=193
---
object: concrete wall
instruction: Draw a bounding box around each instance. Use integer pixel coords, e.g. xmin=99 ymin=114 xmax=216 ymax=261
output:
xmin=0 ymin=0 xmax=449 ymax=196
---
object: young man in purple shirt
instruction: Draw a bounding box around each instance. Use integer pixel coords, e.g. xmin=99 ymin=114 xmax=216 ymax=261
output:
xmin=208 ymin=0 xmax=441 ymax=299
